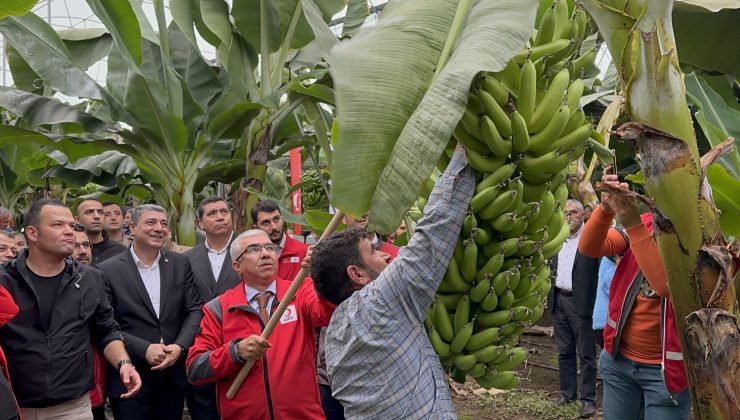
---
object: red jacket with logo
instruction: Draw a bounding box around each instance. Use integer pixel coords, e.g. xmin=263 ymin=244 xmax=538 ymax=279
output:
xmin=0 ymin=285 xmax=19 ymax=419
xmin=277 ymin=235 xmax=308 ymax=282
xmin=186 ymin=277 xmax=335 ymax=419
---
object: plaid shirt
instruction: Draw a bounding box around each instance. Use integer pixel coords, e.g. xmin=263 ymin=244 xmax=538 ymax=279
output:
xmin=325 ymin=149 xmax=475 ymax=419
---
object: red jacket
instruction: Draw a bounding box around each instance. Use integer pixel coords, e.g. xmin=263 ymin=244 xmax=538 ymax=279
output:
xmin=602 ymin=213 xmax=688 ymax=395
xmin=186 ymin=277 xmax=335 ymax=419
xmin=0 ymin=285 xmax=19 ymax=418
xmin=378 ymin=241 xmax=399 ymax=259
xmin=277 ymin=235 xmax=308 ymax=282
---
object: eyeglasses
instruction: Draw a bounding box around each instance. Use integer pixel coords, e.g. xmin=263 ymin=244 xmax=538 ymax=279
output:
xmin=236 ymin=243 xmax=279 ymax=260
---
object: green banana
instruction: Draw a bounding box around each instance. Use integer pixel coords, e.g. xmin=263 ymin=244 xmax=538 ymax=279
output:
xmin=574 ymin=8 xmax=588 ymax=41
xmin=552 ymin=0 xmax=570 ymax=36
xmin=462 ymin=212 xmax=477 ymax=238
xmin=478 ymin=190 xmax=518 ymax=221
xmin=479 ymin=89 xmax=512 ymax=137
xmin=466 ymin=328 xmax=501 ymax=351
xmin=511 ymin=306 xmax=533 ymax=322
xmin=529 ymin=68 xmax=570 ymax=133
xmin=533 ymin=4 xmax=556 ymax=46
xmin=475 ymin=160 xmax=519 ymax=193
xmin=469 ymin=363 xmax=487 ymax=378
xmin=475 ymin=345 xmax=507 ymax=364
xmin=428 ymin=328 xmax=452 ymax=357
xmin=480 ymin=288 xmax=500 ymax=312
xmin=454 ymin=125 xmax=489 ymax=155
xmin=482 ymin=75 xmax=510 ymax=107
xmin=472 ymin=227 xmax=491 ymax=246
xmin=495 ymin=347 xmax=529 ymax=371
xmin=453 ymin=238 xmax=465 ymax=267
xmin=528 ymin=103 xmax=570 ymax=153
xmin=438 ymin=257 xmax=469 ymax=293
xmin=492 ymin=60 xmax=521 ymax=95
xmin=572 ymin=47 xmax=597 ymax=77
xmin=481 ymin=115 xmax=513 ymax=157
xmin=477 ymin=308 xmax=512 ymax=327
xmin=513 ymin=39 xmax=571 ymax=64
xmin=461 ymin=239 xmax=478 ymax=283
xmin=518 ymin=59 xmax=537 ymax=124
xmin=488 ymin=237 xmax=520 ymax=258
xmin=521 ymin=180 xmax=551 ymax=203
xmin=460 ymin=108 xmax=483 ymax=139
xmin=432 ymin=300 xmax=455 ymax=342
xmin=499 ymin=321 xmax=519 ymax=337
xmin=519 ymin=149 xmax=560 ymax=178
xmin=563 ymin=107 xmax=586 ymax=134
xmin=453 ymin=293 xmax=471 ymax=335
xmin=497 ymin=288 xmax=515 ymax=310
xmin=450 ymin=367 xmax=467 ymax=383
xmin=450 ymin=321 xmax=474 ymax=353
xmin=475 ymin=370 xmax=518 ymax=390
xmin=545 ymin=205 xmax=564 ymax=242
xmin=553 ymin=182 xmax=569 ymax=207
xmin=514 ymin=240 xmax=540 ymax=257
xmin=510 ymin=111 xmax=530 ymax=153
xmin=454 ymin=353 xmax=477 ymax=371
xmin=471 ymin=184 xmax=506 ymax=214
xmin=513 ymin=273 xmax=535 ymax=299
xmin=544 ymin=124 xmax=593 ymax=155
xmin=466 ymin=148 xmax=507 ymax=173
xmin=491 ymin=270 xmax=512 ymax=296
xmin=437 ymin=293 xmax=463 ymax=309
xmin=542 ymin=221 xmax=570 ymax=258
xmin=476 ymin=252 xmax=505 ymax=282
xmin=566 ymin=79 xmax=584 ymax=113
xmin=470 ymin=276 xmax=492 ymax=303
xmin=491 ymin=211 xmax=518 ymax=232
xmin=528 ymin=304 xmax=545 ymax=323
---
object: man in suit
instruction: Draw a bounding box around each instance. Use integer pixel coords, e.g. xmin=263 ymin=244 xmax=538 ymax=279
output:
xmin=184 ymin=197 xmax=241 ymax=420
xmin=251 ymin=200 xmax=308 ymax=281
xmin=547 ymin=199 xmax=599 ymax=418
xmin=98 ymin=204 xmax=203 ymax=419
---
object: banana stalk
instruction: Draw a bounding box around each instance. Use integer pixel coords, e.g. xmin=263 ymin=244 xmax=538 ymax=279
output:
xmin=582 ymin=1 xmax=739 ymax=418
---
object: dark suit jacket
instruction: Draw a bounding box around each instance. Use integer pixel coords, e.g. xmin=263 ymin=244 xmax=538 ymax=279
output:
xmin=184 ymin=236 xmax=241 ymax=303
xmin=548 ymin=251 xmax=601 ymax=318
xmin=99 ymin=248 xmax=203 ymax=397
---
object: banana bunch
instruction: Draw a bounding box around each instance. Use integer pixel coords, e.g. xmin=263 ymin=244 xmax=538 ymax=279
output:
xmin=425 ymin=0 xmax=596 ymax=390
xmin=300 ymin=169 xmax=331 ymax=211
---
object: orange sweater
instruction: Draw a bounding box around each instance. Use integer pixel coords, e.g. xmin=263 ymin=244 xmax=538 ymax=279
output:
xmin=578 ymin=206 xmax=666 ymax=364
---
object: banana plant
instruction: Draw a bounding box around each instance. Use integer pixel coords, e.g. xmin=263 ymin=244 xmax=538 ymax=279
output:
xmin=0 ymin=1 xmax=251 ymax=245
xmin=329 ymin=0 xmax=539 ymax=233
xmin=581 ymin=0 xmax=739 ymax=417
xmin=174 ymin=0 xmax=362 ymax=230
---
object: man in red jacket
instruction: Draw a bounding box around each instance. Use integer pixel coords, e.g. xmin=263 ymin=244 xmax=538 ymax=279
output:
xmin=0 ymin=285 xmax=19 ymax=420
xmin=251 ymin=200 xmax=308 ymax=282
xmin=344 ymin=213 xmax=399 ymax=259
xmin=186 ymin=229 xmax=335 ymax=419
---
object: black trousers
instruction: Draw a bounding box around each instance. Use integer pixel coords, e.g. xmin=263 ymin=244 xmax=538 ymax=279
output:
xmin=110 ymin=373 xmax=185 ymax=420
xmin=186 ymin=383 xmax=220 ymax=420
xmin=552 ymin=292 xmax=597 ymax=403
xmin=319 ymin=384 xmax=344 ymax=420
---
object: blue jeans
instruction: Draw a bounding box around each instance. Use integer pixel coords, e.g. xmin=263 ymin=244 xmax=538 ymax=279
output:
xmin=599 ymin=350 xmax=691 ymax=420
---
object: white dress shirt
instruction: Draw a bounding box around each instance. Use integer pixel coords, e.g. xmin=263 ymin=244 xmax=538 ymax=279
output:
xmin=245 ymin=281 xmax=277 ymax=315
xmin=555 ymin=227 xmax=583 ymax=291
xmin=131 ymin=246 xmax=162 ymax=318
xmin=205 ymin=238 xmax=229 ymax=282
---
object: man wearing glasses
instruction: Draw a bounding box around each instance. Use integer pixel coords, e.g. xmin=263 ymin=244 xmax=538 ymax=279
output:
xmin=186 ymin=229 xmax=335 ymax=419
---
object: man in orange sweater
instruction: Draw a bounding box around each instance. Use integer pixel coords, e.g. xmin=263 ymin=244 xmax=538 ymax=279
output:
xmin=577 ymin=169 xmax=691 ymax=419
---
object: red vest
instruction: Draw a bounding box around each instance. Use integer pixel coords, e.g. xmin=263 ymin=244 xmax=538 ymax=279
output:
xmin=277 ymin=235 xmax=308 ymax=282
xmin=602 ymin=213 xmax=688 ymax=394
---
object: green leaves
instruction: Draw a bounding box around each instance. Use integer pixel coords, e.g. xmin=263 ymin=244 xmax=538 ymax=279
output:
xmin=673 ymin=2 xmax=740 ymax=74
xmin=330 ymin=0 xmax=538 ymax=233
xmin=85 ymin=0 xmax=142 ymax=67
xmin=707 ymin=163 xmax=740 ymax=237
xmin=0 ymin=0 xmax=37 ymax=20
xmin=0 ymin=13 xmax=104 ymax=99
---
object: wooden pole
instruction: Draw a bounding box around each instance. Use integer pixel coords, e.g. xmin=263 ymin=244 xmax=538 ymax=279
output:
xmin=226 ymin=211 xmax=345 ymax=399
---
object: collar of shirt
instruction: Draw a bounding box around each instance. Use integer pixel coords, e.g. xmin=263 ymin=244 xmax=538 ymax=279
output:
xmin=244 ymin=281 xmax=277 ymax=304
xmin=204 ymin=237 xmax=230 ymax=254
xmin=130 ymin=246 xmax=161 ymax=269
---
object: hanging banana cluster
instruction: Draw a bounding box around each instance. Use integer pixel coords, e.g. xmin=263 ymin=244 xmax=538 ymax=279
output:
xmin=424 ymin=0 xmax=597 ymax=390
xmin=300 ymin=169 xmax=331 ymax=211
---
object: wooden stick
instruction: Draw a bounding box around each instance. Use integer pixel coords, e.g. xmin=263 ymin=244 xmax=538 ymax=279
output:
xmin=226 ymin=211 xmax=345 ymax=399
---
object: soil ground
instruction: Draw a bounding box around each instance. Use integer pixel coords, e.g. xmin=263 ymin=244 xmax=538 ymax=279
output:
xmin=451 ymin=312 xmax=605 ymax=420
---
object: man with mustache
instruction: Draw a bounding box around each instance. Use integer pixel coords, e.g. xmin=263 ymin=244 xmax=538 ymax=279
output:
xmin=184 ymin=197 xmax=242 ymax=420
xmin=76 ymin=199 xmax=126 ymax=265
xmin=251 ymin=200 xmax=308 ymax=282
xmin=186 ymin=229 xmax=335 ymax=419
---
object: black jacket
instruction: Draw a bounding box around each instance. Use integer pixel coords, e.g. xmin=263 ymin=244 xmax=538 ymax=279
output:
xmin=91 ymin=231 xmax=127 ymax=266
xmin=184 ymin=235 xmax=241 ymax=302
xmin=548 ymin=251 xmax=602 ymax=317
xmin=0 ymin=250 xmax=123 ymax=408
xmin=98 ymin=248 xmax=203 ymax=397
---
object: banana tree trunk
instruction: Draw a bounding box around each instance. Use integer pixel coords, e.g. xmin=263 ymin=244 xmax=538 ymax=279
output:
xmin=582 ymin=1 xmax=740 ymax=418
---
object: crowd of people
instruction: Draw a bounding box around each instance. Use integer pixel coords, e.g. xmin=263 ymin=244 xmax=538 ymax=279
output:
xmin=0 ymin=150 xmax=694 ymax=420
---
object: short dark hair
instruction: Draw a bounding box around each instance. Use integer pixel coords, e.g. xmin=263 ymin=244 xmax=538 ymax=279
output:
xmin=76 ymin=198 xmax=102 ymax=214
xmin=102 ymin=201 xmax=121 ymax=209
xmin=250 ymin=200 xmax=281 ymax=223
xmin=25 ymin=199 xmax=68 ymax=229
xmin=310 ymin=228 xmax=367 ymax=306
xmin=197 ymin=196 xmax=230 ymax=219
xmin=73 ymin=223 xmax=87 ymax=232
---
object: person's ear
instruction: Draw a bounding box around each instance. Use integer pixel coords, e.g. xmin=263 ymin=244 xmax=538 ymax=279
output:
xmin=25 ymin=226 xmax=38 ymax=243
xmin=346 ymin=264 xmax=371 ymax=288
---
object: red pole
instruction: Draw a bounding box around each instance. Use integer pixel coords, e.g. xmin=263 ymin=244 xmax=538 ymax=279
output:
xmin=289 ymin=148 xmax=302 ymax=236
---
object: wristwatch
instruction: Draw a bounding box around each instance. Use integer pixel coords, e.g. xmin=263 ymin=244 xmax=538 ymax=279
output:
xmin=178 ymin=344 xmax=187 ymax=357
xmin=117 ymin=359 xmax=133 ymax=371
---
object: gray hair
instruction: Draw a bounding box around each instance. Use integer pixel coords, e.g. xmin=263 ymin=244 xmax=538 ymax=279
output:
xmin=230 ymin=229 xmax=270 ymax=260
xmin=566 ymin=199 xmax=584 ymax=211
xmin=131 ymin=204 xmax=168 ymax=225
xmin=0 ymin=207 xmax=11 ymax=218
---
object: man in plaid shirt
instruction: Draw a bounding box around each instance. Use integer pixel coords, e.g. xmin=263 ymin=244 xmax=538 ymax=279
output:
xmin=310 ymin=147 xmax=475 ymax=419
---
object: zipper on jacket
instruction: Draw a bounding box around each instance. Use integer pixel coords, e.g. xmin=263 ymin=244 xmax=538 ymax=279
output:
xmin=659 ymin=299 xmax=679 ymax=406
xmin=612 ymin=272 xmax=643 ymax=355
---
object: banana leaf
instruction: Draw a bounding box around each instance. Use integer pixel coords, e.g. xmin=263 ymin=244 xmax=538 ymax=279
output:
xmin=0 ymin=1 xmax=37 ymax=20
xmin=58 ymin=28 xmax=113 ymax=71
xmin=330 ymin=0 xmax=538 ymax=233
xmin=707 ymin=163 xmax=740 ymax=237
xmin=673 ymin=1 xmax=740 ymax=75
